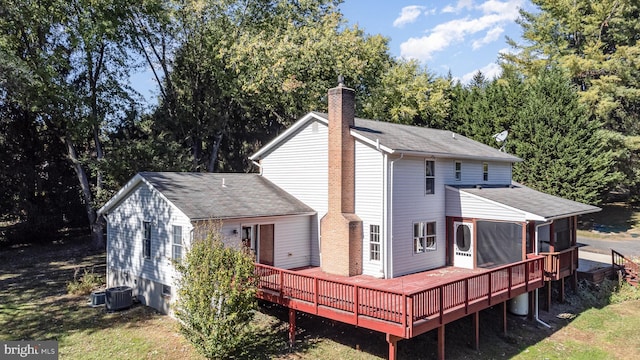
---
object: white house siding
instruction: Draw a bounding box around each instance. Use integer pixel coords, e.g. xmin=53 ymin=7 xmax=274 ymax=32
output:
xmin=105 ymin=181 xmax=192 ymax=314
xmin=390 ymin=156 xmax=447 ymax=277
xmin=260 ymin=119 xmax=328 ymax=266
xmin=354 ymin=141 xmax=385 ymax=277
xmin=218 ymin=215 xmax=312 ymax=269
xmin=445 ymin=187 xmax=527 ymax=222
xmin=441 ymin=159 xmax=512 ymax=185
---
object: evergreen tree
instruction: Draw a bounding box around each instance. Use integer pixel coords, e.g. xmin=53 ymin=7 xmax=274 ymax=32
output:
xmin=510 ymin=68 xmax=621 ymax=204
xmin=504 ymin=0 xmax=640 ymax=134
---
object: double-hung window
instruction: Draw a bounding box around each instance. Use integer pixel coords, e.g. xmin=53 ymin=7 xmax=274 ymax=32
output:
xmin=172 ymin=225 xmax=183 ymax=261
xmin=413 ymin=221 xmax=436 ymax=253
xmin=455 ymin=161 xmax=462 ymax=181
xmin=369 ymin=225 xmax=380 ymax=261
xmin=143 ymin=221 xmax=151 ymax=259
xmin=425 ymin=160 xmax=435 ymax=194
xmin=483 ymin=162 xmax=489 ymax=182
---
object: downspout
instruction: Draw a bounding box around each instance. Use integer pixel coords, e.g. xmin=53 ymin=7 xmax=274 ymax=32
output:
xmin=534 ymin=220 xmax=553 ymax=329
xmin=387 ymin=153 xmax=404 ymax=278
xmin=380 ymin=152 xmax=388 ymax=278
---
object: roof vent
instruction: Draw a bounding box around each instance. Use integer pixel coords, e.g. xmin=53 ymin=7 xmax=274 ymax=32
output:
xmin=105 ymin=286 xmax=133 ymax=311
xmin=475 ymin=185 xmax=482 ymax=189
xmin=222 ymin=178 xmax=227 ymax=188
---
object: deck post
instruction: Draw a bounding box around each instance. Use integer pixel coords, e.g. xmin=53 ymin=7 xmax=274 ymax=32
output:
xmin=438 ymin=325 xmax=446 ymax=360
xmin=560 ymin=277 xmax=566 ymax=303
xmin=386 ymin=334 xmax=401 ymax=360
xmin=502 ymin=301 xmax=508 ymax=335
xmin=288 ymin=308 xmax=296 ymax=348
xmin=545 ymin=281 xmax=551 ymax=312
xmin=472 ymin=312 xmax=480 ymax=350
xmin=571 ymin=271 xmax=578 ymax=291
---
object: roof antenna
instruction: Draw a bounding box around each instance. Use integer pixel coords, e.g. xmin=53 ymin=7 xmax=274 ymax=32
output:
xmin=492 ymin=130 xmax=508 ymax=152
xmin=338 ymin=74 xmax=345 ymax=87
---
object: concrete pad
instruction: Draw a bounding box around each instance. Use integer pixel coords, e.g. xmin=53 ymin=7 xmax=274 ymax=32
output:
xmin=578 ymin=250 xmax=611 ymax=272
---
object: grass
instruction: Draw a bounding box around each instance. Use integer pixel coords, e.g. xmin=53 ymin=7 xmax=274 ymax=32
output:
xmin=0 ymin=240 xmax=204 ymax=360
xmin=2 ymin=238 xmax=640 ymax=359
xmin=579 ymin=202 xmax=640 ymax=239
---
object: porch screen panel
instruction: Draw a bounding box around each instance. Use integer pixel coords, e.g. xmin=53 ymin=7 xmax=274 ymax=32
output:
xmin=554 ymin=218 xmax=571 ymax=251
xmin=476 ymin=221 xmax=523 ymax=268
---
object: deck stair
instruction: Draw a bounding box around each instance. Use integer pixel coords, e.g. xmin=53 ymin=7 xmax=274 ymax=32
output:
xmin=612 ymin=249 xmax=639 ymax=286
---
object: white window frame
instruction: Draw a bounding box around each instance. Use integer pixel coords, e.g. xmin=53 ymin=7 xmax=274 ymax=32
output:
xmin=143 ymin=221 xmax=151 ymax=259
xmin=369 ymin=225 xmax=381 ymax=261
xmin=483 ymin=162 xmax=489 ymax=182
xmin=172 ymin=225 xmax=183 ymax=261
xmin=425 ymin=160 xmax=435 ymax=194
xmin=413 ymin=221 xmax=437 ymax=254
xmin=455 ymin=161 xmax=462 ymax=181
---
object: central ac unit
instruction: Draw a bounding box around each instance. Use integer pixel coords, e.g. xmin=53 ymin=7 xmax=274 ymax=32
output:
xmin=105 ymin=286 xmax=133 ymax=311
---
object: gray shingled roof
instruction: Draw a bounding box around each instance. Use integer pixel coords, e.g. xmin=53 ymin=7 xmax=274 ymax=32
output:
xmin=139 ymin=172 xmax=314 ymax=220
xmin=458 ymin=184 xmax=600 ymax=220
xmin=312 ymin=112 xmax=520 ymax=162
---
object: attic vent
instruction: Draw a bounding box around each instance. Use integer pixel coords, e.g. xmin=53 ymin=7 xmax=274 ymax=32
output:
xmin=105 ymin=286 xmax=133 ymax=311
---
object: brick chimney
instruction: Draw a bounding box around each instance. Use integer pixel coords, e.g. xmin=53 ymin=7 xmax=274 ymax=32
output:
xmin=320 ymin=78 xmax=363 ymax=276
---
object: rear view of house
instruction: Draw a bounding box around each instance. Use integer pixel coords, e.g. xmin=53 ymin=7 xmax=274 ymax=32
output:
xmin=100 ymin=80 xmax=599 ymax=359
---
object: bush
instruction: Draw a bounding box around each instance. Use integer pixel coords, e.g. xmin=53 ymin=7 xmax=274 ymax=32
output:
xmin=174 ymin=221 xmax=258 ymax=359
xmin=67 ymin=267 xmax=104 ymax=295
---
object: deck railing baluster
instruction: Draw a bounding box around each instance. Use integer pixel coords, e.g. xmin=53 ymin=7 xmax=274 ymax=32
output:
xmin=254 ymin=257 xmax=545 ymax=330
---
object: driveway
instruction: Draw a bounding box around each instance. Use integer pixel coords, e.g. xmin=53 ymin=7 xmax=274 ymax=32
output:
xmin=578 ymin=235 xmax=640 ymax=257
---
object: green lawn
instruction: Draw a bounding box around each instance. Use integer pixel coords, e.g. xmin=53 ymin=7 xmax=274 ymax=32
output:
xmin=2 ymin=239 xmax=640 ymax=359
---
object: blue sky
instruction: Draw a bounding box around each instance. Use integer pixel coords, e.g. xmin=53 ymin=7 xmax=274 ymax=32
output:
xmin=339 ymin=0 xmax=533 ymax=83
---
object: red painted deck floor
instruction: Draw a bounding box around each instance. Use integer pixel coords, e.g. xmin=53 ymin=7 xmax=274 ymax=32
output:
xmin=292 ymin=266 xmax=489 ymax=294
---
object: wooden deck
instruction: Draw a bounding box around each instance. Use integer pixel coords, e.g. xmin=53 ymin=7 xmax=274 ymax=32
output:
xmin=540 ymin=246 xmax=579 ymax=281
xmin=255 ymin=256 xmax=545 ymax=339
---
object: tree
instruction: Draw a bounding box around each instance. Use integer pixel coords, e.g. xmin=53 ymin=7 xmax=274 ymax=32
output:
xmin=360 ymin=59 xmax=451 ymax=127
xmin=509 ymin=68 xmax=621 ymax=204
xmin=174 ymin=222 xmax=257 ymax=359
xmin=503 ymin=0 xmax=640 ymax=134
xmin=448 ymin=67 xmax=619 ymax=204
xmin=134 ymin=0 xmax=392 ymax=172
xmin=448 ymin=68 xmax=525 ymax=144
xmin=0 ymin=0 xmax=139 ymax=247
xmin=0 ymin=102 xmax=85 ymax=242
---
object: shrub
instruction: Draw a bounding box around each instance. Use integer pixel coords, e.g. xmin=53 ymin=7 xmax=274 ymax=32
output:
xmin=174 ymin=221 xmax=258 ymax=359
xmin=67 ymin=267 xmax=104 ymax=295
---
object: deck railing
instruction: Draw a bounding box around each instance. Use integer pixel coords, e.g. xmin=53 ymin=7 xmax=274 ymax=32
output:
xmin=612 ymin=249 xmax=639 ymax=279
xmin=255 ymin=256 xmax=544 ymax=337
xmin=539 ymin=246 xmax=579 ymax=281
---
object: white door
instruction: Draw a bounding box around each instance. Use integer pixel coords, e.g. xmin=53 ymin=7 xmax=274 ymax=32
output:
xmin=454 ymin=222 xmax=474 ymax=269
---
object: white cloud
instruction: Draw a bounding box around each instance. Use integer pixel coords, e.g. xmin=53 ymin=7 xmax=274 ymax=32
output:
xmin=393 ymin=5 xmax=427 ymax=27
xmin=442 ymin=0 xmax=474 ymax=14
xmin=472 ymin=26 xmax=504 ymax=49
xmin=400 ymin=0 xmax=524 ymax=62
xmin=498 ymin=47 xmax=520 ymax=56
xmin=459 ymin=62 xmax=503 ymax=84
